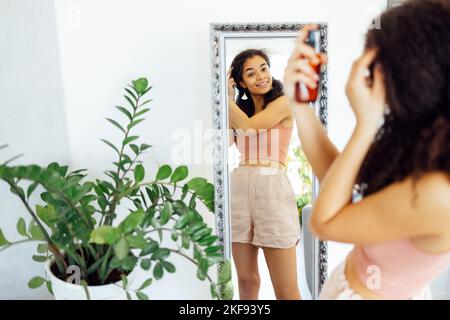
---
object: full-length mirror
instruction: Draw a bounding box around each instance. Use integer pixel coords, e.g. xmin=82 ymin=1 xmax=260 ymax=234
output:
xmin=210 ymin=23 xmax=328 ymax=299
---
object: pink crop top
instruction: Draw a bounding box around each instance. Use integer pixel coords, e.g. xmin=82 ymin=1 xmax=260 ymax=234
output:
xmin=234 ymin=122 xmax=293 ymax=166
xmin=353 ymin=239 xmax=450 ymax=299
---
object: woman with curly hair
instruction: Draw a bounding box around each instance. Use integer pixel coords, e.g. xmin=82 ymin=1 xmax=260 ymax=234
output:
xmin=284 ymin=0 xmax=450 ymax=299
xmin=228 ymin=49 xmax=301 ymax=299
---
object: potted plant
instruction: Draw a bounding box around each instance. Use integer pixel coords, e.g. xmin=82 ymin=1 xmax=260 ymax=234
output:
xmin=0 ymin=77 xmax=233 ymax=300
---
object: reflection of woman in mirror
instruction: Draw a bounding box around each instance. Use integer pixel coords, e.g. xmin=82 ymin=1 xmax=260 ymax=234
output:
xmin=227 ymin=49 xmax=301 ymax=299
xmin=284 ymin=0 xmax=450 ymax=300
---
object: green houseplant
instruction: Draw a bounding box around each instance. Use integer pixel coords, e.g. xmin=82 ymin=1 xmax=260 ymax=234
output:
xmin=286 ymin=146 xmax=312 ymax=226
xmin=0 ymin=77 xmax=232 ymax=300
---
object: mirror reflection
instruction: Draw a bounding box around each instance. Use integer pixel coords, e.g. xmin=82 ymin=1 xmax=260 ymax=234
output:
xmin=225 ymin=36 xmax=312 ymax=300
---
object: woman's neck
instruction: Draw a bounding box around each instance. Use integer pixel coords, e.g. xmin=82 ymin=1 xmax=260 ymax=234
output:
xmin=251 ymin=94 xmax=264 ymax=113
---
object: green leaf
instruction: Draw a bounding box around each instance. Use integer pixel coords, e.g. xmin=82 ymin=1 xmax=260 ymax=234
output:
xmin=170 ymin=165 xmax=188 ymax=183
xmin=121 ymin=274 xmax=128 ymax=288
xmin=153 ymin=262 xmax=164 ymax=280
xmin=29 ymin=222 xmax=45 ymax=241
xmin=123 ymin=136 xmax=139 ymax=146
xmin=133 ymin=78 xmax=148 ymax=95
xmin=159 ymin=202 xmax=172 ymax=225
xmin=151 ymin=248 xmax=170 ymax=260
xmin=218 ymin=260 xmax=232 ymax=284
xmin=181 ymin=235 xmax=190 ymax=249
xmin=114 ymin=237 xmax=129 ymax=261
xmin=121 ymin=256 xmax=138 ymax=271
xmin=90 ymin=226 xmax=122 ymax=245
xmin=124 ymin=94 xmax=136 ymax=109
xmin=119 ymin=209 xmax=145 ymax=233
xmin=10 ymin=185 xmax=25 ymax=199
xmin=32 ymin=255 xmax=47 ymax=263
xmin=36 ymin=204 xmax=59 ymax=227
xmin=192 ymin=227 xmax=212 ymax=242
xmin=126 ymin=234 xmax=148 ymax=249
xmin=181 ymin=184 xmax=189 ymax=201
xmin=138 ymin=98 xmax=153 ymax=107
xmin=129 ymin=144 xmax=140 ymax=155
xmin=134 ymin=108 xmax=150 ymax=118
xmin=155 ymin=165 xmax=172 ymax=181
xmin=197 ymin=258 xmax=209 ymax=281
xmin=140 ymin=259 xmax=152 ymax=271
xmin=186 ymin=177 xmax=208 ymax=192
xmin=136 ymin=291 xmax=149 ymax=300
xmin=210 ymin=283 xmax=218 ymax=299
xmin=174 ymin=210 xmax=194 ymax=230
xmin=140 ymin=143 xmax=152 ymax=151
xmin=124 ymin=88 xmax=138 ymax=101
xmin=0 ymin=228 xmax=10 ymax=246
xmin=221 ymin=280 xmax=234 ymax=300
xmin=134 ymin=164 xmax=145 ymax=183
xmin=189 ymin=193 xmax=197 ymax=209
xmin=27 ymin=182 xmax=39 ymax=199
xmin=127 ymin=118 xmax=145 ymax=130
xmin=116 ymin=106 xmax=133 ymax=121
xmin=16 ymin=218 xmax=27 ymax=237
xmin=101 ymin=139 xmax=120 ymax=155
xmin=28 ymin=276 xmax=45 ymax=289
xmin=171 ymin=229 xmax=178 ymax=241
xmin=37 ymin=243 xmax=48 ymax=254
xmin=139 ymin=240 xmax=158 ymax=256
xmin=198 ymin=235 xmax=218 ymax=246
xmin=106 ymin=118 xmax=126 ymax=134
xmin=46 ymin=281 xmax=53 ymax=295
xmin=161 ymin=261 xmax=175 ymax=273
xmin=186 ymin=222 xmax=206 ymax=236
xmin=205 ymin=245 xmax=222 ymax=254
xmin=138 ymin=278 xmax=153 ymax=290
xmin=126 ymin=291 xmax=132 ymax=300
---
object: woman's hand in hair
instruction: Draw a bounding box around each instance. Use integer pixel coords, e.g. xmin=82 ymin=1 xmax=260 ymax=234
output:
xmin=227 ymin=68 xmax=236 ymax=102
xmin=345 ymin=49 xmax=386 ymax=133
xmin=284 ymin=24 xmax=327 ymax=104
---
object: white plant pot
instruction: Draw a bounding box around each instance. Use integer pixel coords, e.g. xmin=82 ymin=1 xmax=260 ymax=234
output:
xmin=45 ymin=260 xmax=137 ymax=300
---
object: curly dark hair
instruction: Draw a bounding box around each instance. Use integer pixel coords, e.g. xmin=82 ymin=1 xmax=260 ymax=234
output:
xmin=230 ymin=49 xmax=284 ymax=117
xmin=356 ymin=0 xmax=450 ymax=196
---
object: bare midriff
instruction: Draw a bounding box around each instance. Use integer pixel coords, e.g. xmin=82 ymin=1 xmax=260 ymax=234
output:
xmin=239 ymin=159 xmax=286 ymax=169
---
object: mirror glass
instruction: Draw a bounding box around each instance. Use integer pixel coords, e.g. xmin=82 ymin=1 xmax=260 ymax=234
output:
xmin=210 ymin=23 xmax=328 ymax=300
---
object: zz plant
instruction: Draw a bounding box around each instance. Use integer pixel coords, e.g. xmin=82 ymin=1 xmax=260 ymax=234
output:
xmin=0 ymin=77 xmax=233 ymax=300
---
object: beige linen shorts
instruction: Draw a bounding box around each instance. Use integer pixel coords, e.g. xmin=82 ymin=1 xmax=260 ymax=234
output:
xmin=230 ymin=166 xmax=300 ymax=249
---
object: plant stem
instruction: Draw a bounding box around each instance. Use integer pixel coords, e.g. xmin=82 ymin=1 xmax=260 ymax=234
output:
xmin=54 ymin=191 xmax=94 ymax=229
xmin=105 ymin=94 xmax=141 ymax=226
xmin=167 ymin=248 xmax=214 ymax=284
xmin=6 ymin=180 xmax=67 ymax=272
xmin=0 ymin=239 xmax=41 ymax=253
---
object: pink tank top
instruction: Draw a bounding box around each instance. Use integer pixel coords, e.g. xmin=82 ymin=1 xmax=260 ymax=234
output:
xmin=234 ymin=121 xmax=293 ymax=166
xmin=353 ymin=239 xmax=450 ymax=299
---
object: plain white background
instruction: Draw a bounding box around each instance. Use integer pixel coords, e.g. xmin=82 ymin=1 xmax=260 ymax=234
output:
xmin=0 ymin=0 xmax=448 ymax=299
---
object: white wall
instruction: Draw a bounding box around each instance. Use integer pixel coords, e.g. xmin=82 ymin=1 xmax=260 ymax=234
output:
xmin=10 ymin=0 xmax=449 ymax=300
xmin=0 ymin=0 xmax=68 ymax=299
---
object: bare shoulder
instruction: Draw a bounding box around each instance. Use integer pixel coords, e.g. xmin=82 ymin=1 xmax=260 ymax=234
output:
xmin=413 ymin=171 xmax=450 ymax=220
xmin=416 ymin=171 xmax=450 ymax=201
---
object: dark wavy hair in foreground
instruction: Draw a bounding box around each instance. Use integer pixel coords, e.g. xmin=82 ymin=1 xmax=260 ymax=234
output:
xmin=356 ymin=0 xmax=450 ymax=196
xmin=230 ymin=49 xmax=284 ymax=117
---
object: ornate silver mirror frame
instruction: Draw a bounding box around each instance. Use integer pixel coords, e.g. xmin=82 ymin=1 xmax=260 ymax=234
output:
xmin=209 ymin=22 xmax=328 ymax=299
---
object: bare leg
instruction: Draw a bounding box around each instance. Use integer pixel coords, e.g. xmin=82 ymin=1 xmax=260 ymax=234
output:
xmin=263 ymin=245 xmax=302 ymax=300
xmin=232 ymin=242 xmax=260 ymax=300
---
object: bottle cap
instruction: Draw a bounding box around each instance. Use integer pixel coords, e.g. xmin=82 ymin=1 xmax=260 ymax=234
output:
xmin=305 ymin=30 xmax=320 ymax=52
